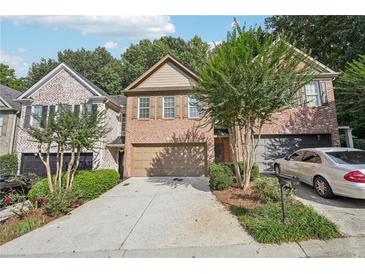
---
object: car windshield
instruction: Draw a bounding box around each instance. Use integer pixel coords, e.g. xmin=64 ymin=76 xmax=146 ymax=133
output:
xmin=326 ymin=151 xmax=365 ymax=165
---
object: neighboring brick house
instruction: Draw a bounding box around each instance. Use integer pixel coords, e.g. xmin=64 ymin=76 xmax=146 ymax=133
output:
xmin=123 ymin=53 xmax=340 ymax=175
xmin=14 ymin=63 xmax=126 ymax=177
xmin=123 ymin=55 xmax=214 ymax=177
xmin=8 ymin=48 xmax=340 ymax=177
xmin=0 ymin=84 xmax=21 ymax=155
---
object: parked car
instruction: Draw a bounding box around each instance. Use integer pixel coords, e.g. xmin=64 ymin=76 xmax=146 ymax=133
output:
xmin=274 ymin=147 xmax=365 ymax=199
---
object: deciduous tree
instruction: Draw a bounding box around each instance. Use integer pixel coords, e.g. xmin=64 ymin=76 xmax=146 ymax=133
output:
xmin=194 ymin=25 xmax=315 ymax=189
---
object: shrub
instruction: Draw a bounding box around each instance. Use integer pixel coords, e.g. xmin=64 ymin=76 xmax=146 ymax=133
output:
xmin=72 ymin=169 xmax=120 ymax=200
xmin=0 ymin=154 xmax=18 ymax=175
xmin=43 ymin=191 xmax=81 ymax=217
xmin=28 ymin=178 xmax=50 ymax=203
xmin=253 ymin=176 xmax=293 ymax=203
xmin=226 ymin=162 xmax=260 ymax=180
xmin=28 ymin=169 xmax=120 ymax=203
xmin=208 ymin=163 xmax=234 ymax=190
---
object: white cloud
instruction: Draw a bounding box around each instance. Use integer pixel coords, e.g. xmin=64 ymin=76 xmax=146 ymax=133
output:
xmin=103 ymin=41 xmax=118 ymax=49
xmin=4 ymin=16 xmax=176 ymax=39
xmin=208 ymin=41 xmax=223 ymax=50
xmin=0 ymin=49 xmax=29 ymax=77
xmin=16 ymin=48 xmax=28 ymax=53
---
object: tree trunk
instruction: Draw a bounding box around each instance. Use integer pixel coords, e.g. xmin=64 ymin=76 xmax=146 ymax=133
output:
xmin=228 ymin=126 xmax=243 ymax=187
xmin=66 ymin=146 xmax=76 ymax=191
xmin=58 ymin=146 xmax=64 ymax=191
xmin=38 ymin=144 xmax=54 ymax=193
xmin=69 ymin=149 xmax=81 ymax=190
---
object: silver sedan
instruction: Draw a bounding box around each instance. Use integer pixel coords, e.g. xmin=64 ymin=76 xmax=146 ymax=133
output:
xmin=274 ymin=147 xmax=365 ymax=199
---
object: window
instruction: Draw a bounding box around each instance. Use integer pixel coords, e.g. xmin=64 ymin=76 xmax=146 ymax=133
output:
xmin=0 ymin=113 xmax=3 ymax=136
xmin=302 ymin=151 xmax=322 ymax=164
xmin=326 ymin=151 xmax=365 ymax=165
xmin=163 ymin=96 xmax=175 ymax=118
xmin=121 ymin=113 xmax=126 ymax=135
xmin=138 ymin=97 xmax=150 ymax=119
xmin=289 ymin=151 xmax=304 ymax=161
xmin=81 ymin=103 xmax=92 ymax=114
xmin=188 ymin=96 xmax=200 ymax=118
xmin=303 ymin=81 xmax=321 ymax=107
xmin=31 ymin=105 xmax=43 ymax=128
xmin=319 ymin=81 xmax=328 ymax=105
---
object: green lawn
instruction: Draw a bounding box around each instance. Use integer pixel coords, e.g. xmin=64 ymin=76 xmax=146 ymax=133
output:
xmin=231 ymin=202 xmax=342 ymax=244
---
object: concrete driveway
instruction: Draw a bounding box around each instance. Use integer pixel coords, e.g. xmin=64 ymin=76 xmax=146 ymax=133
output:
xmin=295 ymin=183 xmax=365 ymax=238
xmin=0 ymin=177 xmax=255 ymax=257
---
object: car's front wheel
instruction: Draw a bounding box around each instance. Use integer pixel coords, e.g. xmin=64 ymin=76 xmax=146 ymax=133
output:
xmin=313 ymin=176 xmax=334 ymax=198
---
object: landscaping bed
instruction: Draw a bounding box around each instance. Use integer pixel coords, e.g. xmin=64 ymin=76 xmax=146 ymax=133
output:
xmin=0 ymin=169 xmax=120 ymax=246
xmin=209 ymin=163 xmax=342 ymax=244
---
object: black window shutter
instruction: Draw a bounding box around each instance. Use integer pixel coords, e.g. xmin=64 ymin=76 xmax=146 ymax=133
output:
xmin=91 ymin=104 xmax=98 ymax=123
xmin=92 ymin=104 xmax=98 ymax=114
xmin=49 ymin=105 xmax=56 ymax=125
xmin=24 ymin=106 xmax=32 ymax=128
xmin=41 ymin=105 xmax=48 ymax=128
xmin=74 ymin=104 xmax=80 ymax=117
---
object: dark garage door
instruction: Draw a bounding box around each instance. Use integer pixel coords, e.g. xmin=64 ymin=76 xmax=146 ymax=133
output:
xmin=21 ymin=153 xmax=93 ymax=177
xmin=255 ymin=134 xmax=332 ymax=172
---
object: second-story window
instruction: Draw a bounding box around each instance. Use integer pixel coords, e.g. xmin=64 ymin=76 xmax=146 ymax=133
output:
xmin=303 ymin=81 xmax=321 ymax=107
xmin=163 ymin=96 xmax=175 ymax=118
xmin=138 ymin=97 xmax=150 ymax=119
xmin=31 ymin=105 xmax=43 ymax=128
xmin=301 ymin=80 xmax=328 ymax=107
xmin=188 ymin=96 xmax=200 ymax=118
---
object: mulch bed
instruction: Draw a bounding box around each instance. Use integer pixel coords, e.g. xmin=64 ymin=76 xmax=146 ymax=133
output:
xmin=213 ymin=184 xmax=264 ymax=209
xmin=0 ymin=200 xmax=85 ymax=245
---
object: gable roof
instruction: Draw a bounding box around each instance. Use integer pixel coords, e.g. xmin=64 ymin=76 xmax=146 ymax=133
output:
xmin=0 ymin=84 xmax=21 ymax=111
xmin=283 ymin=42 xmax=339 ymax=76
xmin=125 ymin=54 xmax=200 ymax=91
xmin=15 ymin=63 xmax=122 ymax=108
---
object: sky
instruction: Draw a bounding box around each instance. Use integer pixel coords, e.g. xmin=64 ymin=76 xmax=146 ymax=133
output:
xmin=0 ymin=16 xmax=266 ymax=77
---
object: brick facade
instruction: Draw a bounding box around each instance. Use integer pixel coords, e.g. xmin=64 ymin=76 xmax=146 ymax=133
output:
xmin=260 ymin=79 xmax=339 ymax=146
xmin=16 ymin=68 xmax=121 ymax=172
xmin=123 ymin=94 xmax=215 ymax=177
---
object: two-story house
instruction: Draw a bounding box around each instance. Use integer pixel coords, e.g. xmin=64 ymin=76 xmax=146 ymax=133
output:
xmin=14 ymin=63 xmax=126 ymax=177
xmin=11 ymin=49 xmax=340 ymax=178
xmin=123 ymin=54 xmax=340 ymax=175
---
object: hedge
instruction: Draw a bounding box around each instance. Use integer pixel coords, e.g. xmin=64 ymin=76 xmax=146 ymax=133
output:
xmin=0 ymin=153 xmax=18 ymax=175
xmin=28 ymin=169 xmax=120 ymax=202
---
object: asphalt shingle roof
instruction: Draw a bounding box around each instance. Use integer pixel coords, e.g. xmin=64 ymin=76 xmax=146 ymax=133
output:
xmin=0 ymin=84 xmax=22 ymax=111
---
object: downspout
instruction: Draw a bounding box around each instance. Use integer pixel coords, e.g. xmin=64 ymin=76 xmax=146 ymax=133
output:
xmin=9 ymin=111 xmax=19 ymax=154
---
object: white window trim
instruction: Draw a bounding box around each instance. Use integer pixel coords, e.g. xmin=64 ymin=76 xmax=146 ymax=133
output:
xmin=138 ymin=96 xmax=150 ymax=119
xmin=162 ymin=96 xmax=175 ymax=119
xmin=304 ymin=81 xmax=322 ymax=107
xmin=188 ymin=95 xmax=200 ymax=118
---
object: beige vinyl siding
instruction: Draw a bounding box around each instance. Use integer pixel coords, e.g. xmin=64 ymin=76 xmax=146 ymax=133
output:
xmin=138 ymin=62 xmax=196 ymax=88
